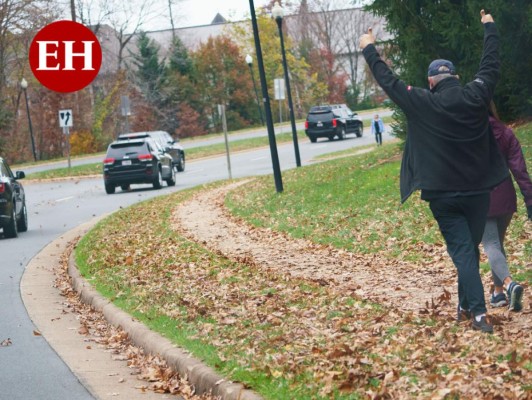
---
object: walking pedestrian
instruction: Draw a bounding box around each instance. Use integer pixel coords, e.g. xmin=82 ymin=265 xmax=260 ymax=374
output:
xmin=371 ymin=114 xmax=384 ymax=145
xmin=482 ymin=103 xmax=532 ymax=312
xmin=359 ymin=10 xmax=508 ymax=333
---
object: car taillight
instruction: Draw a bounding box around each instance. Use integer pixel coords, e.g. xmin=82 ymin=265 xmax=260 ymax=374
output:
xmin=332 ymin=119 xmax=337 ymax=127
xmin=0 ymin=183 xmax=4 ymax=193
xmin=304 ymin=120 xmax=309 ymax=129
xmin=138 ymin=154 xmax=153 ymax=161
xmin=103 ymin=158 xmax=115 ymax=166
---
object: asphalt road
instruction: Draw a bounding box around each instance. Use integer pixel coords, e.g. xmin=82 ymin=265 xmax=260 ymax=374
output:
xmin=0 ymin=124 xmax=394 ymax=399
xmin=21 ymin=108 xmax=393 ymax=175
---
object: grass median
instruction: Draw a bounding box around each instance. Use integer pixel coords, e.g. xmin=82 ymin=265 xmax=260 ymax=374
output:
xmin=74 ymin=122 xmax=531 ymax=399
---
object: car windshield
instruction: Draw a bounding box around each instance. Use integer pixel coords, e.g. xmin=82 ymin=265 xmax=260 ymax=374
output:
xmin=308 ymin=111 xmax=334 ymax=122
xmin=107 ymin=142 xmax=149 ymax=158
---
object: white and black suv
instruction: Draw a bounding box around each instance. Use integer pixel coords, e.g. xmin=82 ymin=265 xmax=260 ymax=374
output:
xmin=117 ymin=131 xmax=185 ymax=172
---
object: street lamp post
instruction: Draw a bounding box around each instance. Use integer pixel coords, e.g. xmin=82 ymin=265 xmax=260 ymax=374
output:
xmin=245 ymin=54 xmax=265 ymax=126
xmin=20 ymin=78 xmax=37 ymax=162
xmin=248 ymin=0 xmax=283 ymax=192
xmin=272 ymin=1 xmax=301 ymax=167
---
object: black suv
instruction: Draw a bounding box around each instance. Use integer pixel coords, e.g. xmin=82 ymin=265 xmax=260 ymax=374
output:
xmin=117 ymin=131 xmax=185 ymax=172
xmin=103 ymin=138 xmax=175 ymax=194
xmin=304 ymin=104 xmax=363 ymax=142
xmin=0 ymin=157 xmax=28 ymax=238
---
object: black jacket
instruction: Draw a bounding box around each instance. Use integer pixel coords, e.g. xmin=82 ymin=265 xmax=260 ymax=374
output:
xmin=363 ymin=23 xmax=508 ymax=203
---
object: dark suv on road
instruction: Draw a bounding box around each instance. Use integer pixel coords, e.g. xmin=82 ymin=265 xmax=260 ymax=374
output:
xmin=304 ymin=104 xmax=363 ymax=142
xmin=117 ymin=131 xmax=185 ymax=172
xmin=103 ymin=137 xmax=175 ymax=194
xmin=0 ymin=157 xmax=28 ymax=238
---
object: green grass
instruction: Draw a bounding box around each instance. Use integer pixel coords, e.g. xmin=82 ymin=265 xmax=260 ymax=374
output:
xmin=226 ymin=122 xmax=532 ymax=265
xmin=73 ymin=121 xmax=532 ymax=399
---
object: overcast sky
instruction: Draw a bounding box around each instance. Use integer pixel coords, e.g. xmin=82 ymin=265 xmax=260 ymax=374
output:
xmin=176 ymin=0 xmax=270 ymax=27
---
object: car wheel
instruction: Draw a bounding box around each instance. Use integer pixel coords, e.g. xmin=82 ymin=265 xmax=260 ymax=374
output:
xmin=166 ymin=165 xmax=176 ymax=186
xmin=17 ymin=202 xmax=28 ymax=232
xmin=309 ymin=136 xmax=317 ymax=143
xmin=3 ymin=203 xmax=18 ymax=238
xmin=176 ymin=153 xmax=185 ymax=172
xmin=105 ymin=183 xmax=116 ymax=194
xmin=120 ymin=184 xmax=130 ymax=191
xmin=153 ymin=166 xmax=163 ymax=189
xmin=356 ymin=123 xmax=363 ymax=138
xmin=338 ymin=127 xmax=346 ymax=140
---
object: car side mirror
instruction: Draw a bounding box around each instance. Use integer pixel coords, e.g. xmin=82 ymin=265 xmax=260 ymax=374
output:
xmin=15 ymin=171 xmax=25 ymax=180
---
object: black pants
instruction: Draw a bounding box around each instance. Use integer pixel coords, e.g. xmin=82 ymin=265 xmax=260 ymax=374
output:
xmin=375 ymin=132 xmax=382 ymax=145
xmin=428 ymin=194 xmax=490 ymax=316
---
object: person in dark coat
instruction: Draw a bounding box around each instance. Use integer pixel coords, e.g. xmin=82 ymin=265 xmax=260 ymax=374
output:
xmin=359 ymin=10 xmax=508 ymax=333
xmin=482 ymin=103 xmax=532 ymax=312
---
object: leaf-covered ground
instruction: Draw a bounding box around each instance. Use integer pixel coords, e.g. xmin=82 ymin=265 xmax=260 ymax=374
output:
xmin=170 ymin=182 xmax=531 ymax=399
xmin=75 ymin=127 xmax=532 ymax=399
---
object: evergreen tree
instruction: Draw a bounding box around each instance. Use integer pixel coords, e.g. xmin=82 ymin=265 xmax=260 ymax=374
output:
xmin=130 ymin=31 xmax=167 ymax=106
xmin=168 ymin=36 xmax=193 ymax=76
xmin=366 ymin=0 xmax=531 ymax=141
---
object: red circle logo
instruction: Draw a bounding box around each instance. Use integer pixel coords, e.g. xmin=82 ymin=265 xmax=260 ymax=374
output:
xmin=29 ymin=20 xmax=102 ymax=93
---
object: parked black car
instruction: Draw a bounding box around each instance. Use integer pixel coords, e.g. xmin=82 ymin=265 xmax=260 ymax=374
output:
xmin=304 ymin=104 xmax=363 ymax=142
xmin=0 ymin=157 xmax=28 ymax=238
xmin=103 ymin=137 xmax=175 ymax=194
xmin=117 ymin=131 xmax=185 ymax=172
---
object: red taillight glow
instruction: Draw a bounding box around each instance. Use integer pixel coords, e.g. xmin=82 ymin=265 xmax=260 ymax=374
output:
xmin=304 ymin=120 xmax=309 ymax=129
xmin=0 ymin=183 xmax=5 ymax=193
xmin=103 ymin=158 xmax=115 ymax=165
xmin=332 ymin=119 xmax=337 ymax=128
xmin=138 ymin=154 xmax=153 ymax=161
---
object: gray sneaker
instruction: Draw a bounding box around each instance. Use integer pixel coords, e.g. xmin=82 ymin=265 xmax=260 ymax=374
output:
xmin=471 ymin=316 xmax=493 ymax=333
xmin=507 ymin=282 xmax=524 ymax=312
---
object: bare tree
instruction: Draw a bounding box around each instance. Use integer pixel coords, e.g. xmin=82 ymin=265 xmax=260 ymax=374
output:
xmin=76 ymin=0 xmax=114 ymax=34
xmin=335 ymin=8 xmax=387 ymax=89
xmin=106 ymin=0 xmax=157 ymax=71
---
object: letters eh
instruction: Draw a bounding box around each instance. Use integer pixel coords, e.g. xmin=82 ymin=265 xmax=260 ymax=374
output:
xmin=37 ymin=41 xmax=96 ymax=71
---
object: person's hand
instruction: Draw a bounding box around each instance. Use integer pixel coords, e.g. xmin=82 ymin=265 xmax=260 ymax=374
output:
xmin=527 ymin=205 xmax=532 ymax=221
xmin=359 ymin=27 xmax=376 ymax=50
xmin=480 ymin=9 xmax=494 ymax=24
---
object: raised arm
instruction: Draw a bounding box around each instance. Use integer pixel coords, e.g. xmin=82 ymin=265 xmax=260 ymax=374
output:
xmin=474 ymin=10 xmax=500 ymax=99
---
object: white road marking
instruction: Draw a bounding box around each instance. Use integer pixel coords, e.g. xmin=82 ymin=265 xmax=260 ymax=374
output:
xmin=251 ymin=156 xmax=266 ymax=161
xmin=55 ymin=196 xmax=74 ymax=203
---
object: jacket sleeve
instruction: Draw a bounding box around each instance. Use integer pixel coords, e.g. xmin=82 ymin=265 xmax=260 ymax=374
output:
xmin=506 ymin=127 xmax=532 ymax=207
xmin=362 ymin=45 xmax=414 ymax=112
xmin=468 ymin=23 xmax=500 ymax=104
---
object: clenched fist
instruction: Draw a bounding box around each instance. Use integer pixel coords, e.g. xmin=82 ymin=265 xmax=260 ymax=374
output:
xmin=359 ymin=27 xmax=376 ymax=50
xmin=480 ymin=9 xmax=494 ymax=24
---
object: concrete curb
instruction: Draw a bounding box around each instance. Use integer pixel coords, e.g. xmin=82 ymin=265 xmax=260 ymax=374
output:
xmin=68 ymin=230 xmax=262 ymax=400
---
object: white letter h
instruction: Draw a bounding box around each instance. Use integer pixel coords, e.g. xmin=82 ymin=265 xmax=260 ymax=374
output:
xmin=62 ymin=41 xmax=94 ymax=70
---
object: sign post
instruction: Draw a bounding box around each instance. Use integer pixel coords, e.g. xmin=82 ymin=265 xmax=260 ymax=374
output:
xmin=274 ymin=78 xmax=285 ymax=131
xmin=218 ymin=104 xmax=232 ymax=180
xmin=58 ymin=109 xmax=73 ymax=170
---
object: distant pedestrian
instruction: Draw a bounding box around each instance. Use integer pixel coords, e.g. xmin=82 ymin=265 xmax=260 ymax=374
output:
xmin=359 ymin=10 xmax=508 ymax=333
xmin=371 ymin=114 xmax=384 ymax=145
xmin=482 ymin=103 xmax=532 ymax=312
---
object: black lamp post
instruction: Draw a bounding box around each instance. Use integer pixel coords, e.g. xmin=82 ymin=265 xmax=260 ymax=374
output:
xmin=272 ymin=1 xmax=301 ymax=168
xmin=248 ymin=0 xmax=283 ymax=192
xmin=245 ymin=54 xmax=265 ymax=126
xmin=20 ymin=78 xmax=37 ymax=162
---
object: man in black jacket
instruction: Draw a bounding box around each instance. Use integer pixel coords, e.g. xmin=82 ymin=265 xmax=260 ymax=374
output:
xmin=359 ymin=10 xmax=508 ymax=333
